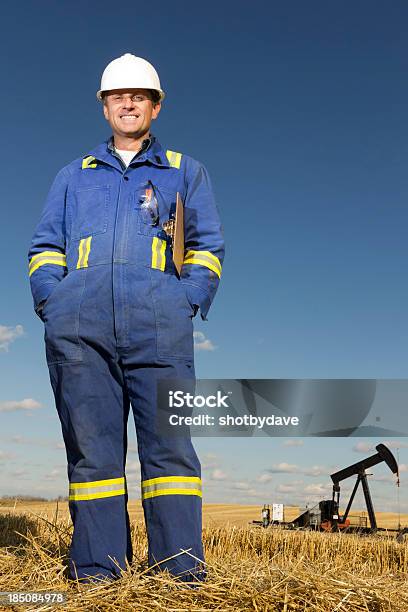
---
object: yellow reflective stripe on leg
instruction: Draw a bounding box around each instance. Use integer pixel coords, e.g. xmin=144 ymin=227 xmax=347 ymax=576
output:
xmin=142 ymin=476 xmax=202 ymax=487
xmin=76 ymin=236 xmax=92 ymax=269
xmin=165 ymin=150 xmax=182 ymax=169
xmin=69 ymin=490 xmax=127 ymax=501
xmin=82 ymin=155 xmax=97 ymax=169
xmin=71 ymin=477 xmax=125 ymax=488
xmin=29 ymin=251 xmax=67 ymax=277
xmin=69 ymin=476 xmax=126 ymax=501
xmin=151 ymin=237 xmax=166 ymax=271
xmin=183 ymin=250 xmax=222 ymax=278
xmin=141 ymin=475 xmax=202 ymax=500
xmin=143 ymin=489 xmax=202 ymax=500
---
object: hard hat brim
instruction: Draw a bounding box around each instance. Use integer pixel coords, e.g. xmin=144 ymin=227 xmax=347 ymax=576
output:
xmin=96 ymin=89 xmax=165 ymax=102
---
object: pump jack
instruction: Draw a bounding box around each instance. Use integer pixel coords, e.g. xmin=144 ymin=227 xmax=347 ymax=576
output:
xmin=330 ymin=443 xmax=398 ymax=532
xmin=252 ymin=443 xmax=408 ymax=538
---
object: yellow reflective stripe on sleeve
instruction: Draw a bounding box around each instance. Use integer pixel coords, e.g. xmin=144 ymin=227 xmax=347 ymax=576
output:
xmin=183 ymin=250 xmax=222 ymax=278
xmin=69 ymin=477 xmax=126 ymax=501
xmin=151 ymin=237 xmax=166 ymax=271
xmin=141 ymin=475 xmax=202 ymax=500
xmin=29 ymin=250 xmax=66 ymax=265
xmin=165 ymin=150 xmax=182 ymax=169
xmin=76 ymin=236 xmax=92 ymax=269
xmin=82 ymin=155 xmax=97 ymax=169
xmin=29 ymin=251 xmax=67 ymax=277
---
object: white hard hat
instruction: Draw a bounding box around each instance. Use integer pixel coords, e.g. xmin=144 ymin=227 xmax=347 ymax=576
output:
xmin=96 ymin=53 xmax=165 ymax=102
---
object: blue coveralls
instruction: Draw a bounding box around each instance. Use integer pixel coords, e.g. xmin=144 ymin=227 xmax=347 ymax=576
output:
xmin=28 ymin=135 xmax=225 ymax=582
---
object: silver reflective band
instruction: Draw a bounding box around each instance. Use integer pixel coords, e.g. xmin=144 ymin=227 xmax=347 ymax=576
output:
xmin=70 ymin=482 xmax=125 ymax=496
xmin=142 ymin=480 xmax=202 ymax=495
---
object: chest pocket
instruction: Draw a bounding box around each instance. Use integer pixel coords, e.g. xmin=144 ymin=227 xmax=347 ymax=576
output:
xmin=69 ymin=186 xmax=110 ymax=240
xmin=135 ymin=182 xmax=176 ymax=237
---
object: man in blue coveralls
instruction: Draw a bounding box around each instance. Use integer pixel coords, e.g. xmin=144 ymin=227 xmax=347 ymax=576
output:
xmin=28 ymin=54 xmax=225 ymax=583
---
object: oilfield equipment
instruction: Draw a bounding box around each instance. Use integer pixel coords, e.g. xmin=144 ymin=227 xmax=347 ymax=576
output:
xmin=252 ymin=443 xmax=408 ymax=539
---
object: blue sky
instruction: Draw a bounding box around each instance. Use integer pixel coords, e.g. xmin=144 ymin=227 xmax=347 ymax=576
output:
xmin=1 ymin=1 xmax=408 ymax=516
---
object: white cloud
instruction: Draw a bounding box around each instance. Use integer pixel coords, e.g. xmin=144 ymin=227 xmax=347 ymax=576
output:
xmin=276 ymin=482 xmax=301 ymax=494
xmin=383 ymin=440 xmax=408 ymax=450
xmin=283 ymin=439 xmax=304 ymax=447
xmin=201 ymin=453 xmax=219 ymax=470
xmin=370 ymin=474 xmax=395 ymax=483
xmin=353 ymin=441 xmax=408 ymax=458
xmin=8 ymin=435 xmax=63 ymax=450
xmin=0 ymin=398 xmax=42 ymax=413
xmin=352 ymin=442 xmax=375 ymax=453
xmin=265 ymin=462 xmax=332 ymax=478
xmin=303 ymin=483 xmax=332 ymax=496
xmin=10 ymin=468 xmax=29 ymax=479
xmin=302 ymin=465 xmax=328 ymax=477
xmin=210 ymin=468 xmax=228 ymax=481
xmin=257 ymin=473 xmax=273 ymax=484
xmin=193 ymin=331 xmax=216 ymax=351
xmin=44 ymin=469 xmax=62 ymax=481
xmin=0 ymin=325 xmax=24 ymax=351
xmin=230 ymin=481 xmax=251 ymax=491
xmin=0 ymin=450 xmax=13 ymax=461
xmin=239 ymin=488 xmax=263 ymax=498
xmin=273 ymin=480 xmax=332 ymax=504
xmin=267 ymin=462 xmax=298 ymax=474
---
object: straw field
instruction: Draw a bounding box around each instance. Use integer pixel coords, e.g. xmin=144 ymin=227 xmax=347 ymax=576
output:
xmin=0 ymin=502 xmax=407 ymax=611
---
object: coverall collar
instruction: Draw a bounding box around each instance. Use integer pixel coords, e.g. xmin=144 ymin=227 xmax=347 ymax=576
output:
xmin=84 ymin=134 xmax=171 ymax=170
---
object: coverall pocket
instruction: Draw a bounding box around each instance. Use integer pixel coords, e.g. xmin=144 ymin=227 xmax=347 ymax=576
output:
xmin=136 ymin=183 xmax=175 ymax=237
xmin=42 ymin=271 xmax=85 ymax=364
xmin=150 ymin=270 xmax=194 ymax=360
xmin=69 ymin=186 xmax=110 ymax=240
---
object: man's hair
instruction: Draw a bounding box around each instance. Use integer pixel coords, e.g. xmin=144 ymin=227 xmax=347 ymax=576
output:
xmin=102 ymin=90 xmax=161 ymax=105
xmin=150 ymin=90 xmax=161 ymax=105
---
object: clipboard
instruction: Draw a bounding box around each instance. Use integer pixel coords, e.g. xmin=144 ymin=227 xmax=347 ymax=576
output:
xmin=172 ymin=193 xmax=184 ymax=276
xmin=161 ymin=192 xmax=184 ymax=276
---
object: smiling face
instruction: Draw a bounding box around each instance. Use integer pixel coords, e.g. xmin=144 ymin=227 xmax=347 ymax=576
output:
xmin=102 ymin=88 xmax=161 ymax=145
